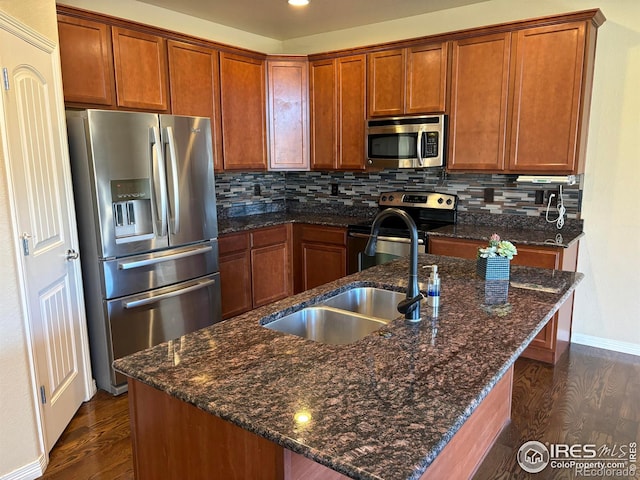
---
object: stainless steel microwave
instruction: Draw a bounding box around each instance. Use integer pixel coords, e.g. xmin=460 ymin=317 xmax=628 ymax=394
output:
xmin=366 ymin=114 xmax=446 ymax=169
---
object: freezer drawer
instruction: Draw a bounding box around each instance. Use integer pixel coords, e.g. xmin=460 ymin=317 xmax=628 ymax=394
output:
xmin=106 ymin=272 xmax=221 ymax=392
xmin=102 ymin=240 xmax=219 ymax=299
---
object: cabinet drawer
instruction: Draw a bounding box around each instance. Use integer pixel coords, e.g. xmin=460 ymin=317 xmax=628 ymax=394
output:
xmin=300 ymin=225 xmax=346 ymax=246
xmin=511 ymin=245 xmax=560 ymax=269
xmin=251 ymin=225 xmax=288 ymax=248
xmin=219 ymin=232 xmax=249 ymax=255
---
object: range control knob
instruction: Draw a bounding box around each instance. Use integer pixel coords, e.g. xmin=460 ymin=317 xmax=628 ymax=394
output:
xmin=381 ymin=195 xmax=387 ymax=202
xmin=389 ymin=195 xmax=394 ymax=201
xmin=446 ymin=198 xmax=453 ymax=205
xmin=437 ymin=197 xmax=444 ymax=204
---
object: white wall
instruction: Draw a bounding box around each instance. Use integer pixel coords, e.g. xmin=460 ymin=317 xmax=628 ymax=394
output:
xmin=0 ymin=2 xmax=57 ymax=477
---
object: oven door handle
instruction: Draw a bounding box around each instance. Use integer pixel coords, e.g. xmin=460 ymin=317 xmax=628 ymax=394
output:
xmin=348 ymin=232 xmax=424 ymax=245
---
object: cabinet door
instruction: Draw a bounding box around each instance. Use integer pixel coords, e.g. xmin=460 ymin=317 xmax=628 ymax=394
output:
xmin=57 ymin=14 xmax=116 ymax=106
xmin=220 ymin=52 xmax=267 ymax=170
xmin=251 ymin=226 xmax=292 ymax=307
xmin=406 ymin=42 xmax=448 ymax=114
xmin=219 ymin=233 xmax=252 ymax=319
xmin=267 ymin=60 xmax=310 ymax=171
xmin=336 ymin=55 xmax=366 ymax=170
xmin=251 ymin=243 xmax=291 ymax=307
xmin=367 ymin=49 xmax=405 ymax=117
xmin=111 ymin=27 xmax=169 ymax=111
xmin=168 ymin=41 xmax=223 ymax=172
xmin=309 ymin=59 xmax=337 ymax=170
xmin=428 ymin=236 xmax=481 ymax=259
xmin=294 ymin=225 xmax=347 ymax=293
xmin=301 ymin=242 xmax=347 ymax=291
xmin=448 ymin=33 xmax=511 ymax=171
xmin=508 ymin=22 xmax=587 ymax=173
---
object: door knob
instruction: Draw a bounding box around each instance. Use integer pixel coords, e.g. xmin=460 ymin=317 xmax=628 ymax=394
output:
xmin=65 ymin=249 xmax=79 ymax=261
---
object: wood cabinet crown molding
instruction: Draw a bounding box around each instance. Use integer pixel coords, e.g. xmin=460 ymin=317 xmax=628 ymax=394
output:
xmin=57 ymin=4 xmax=602 ymax=63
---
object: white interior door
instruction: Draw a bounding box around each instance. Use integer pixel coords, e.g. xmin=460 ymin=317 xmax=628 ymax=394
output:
xmin=0 ymin=23 xmax=93 ymax=451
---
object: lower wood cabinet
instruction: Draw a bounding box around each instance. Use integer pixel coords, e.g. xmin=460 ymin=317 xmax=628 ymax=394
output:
xmin=428 ymin=235 xmax=579 ymax=364
xmin=219 ymin=225 xmax=292 ymax=319
xmin=293 ymin=224 xmax=347 ymax=294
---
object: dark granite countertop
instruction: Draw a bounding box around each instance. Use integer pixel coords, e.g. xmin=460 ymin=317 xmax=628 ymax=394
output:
xmin=428 ymin=223 xmax=583 ymax=248
xmin=114 ymin=255 xmax=583 ymax=480
xmin=217 ymin=209 xmax=583 ymax=249
xmin=218 ymin=211 xmax=373 ymax=236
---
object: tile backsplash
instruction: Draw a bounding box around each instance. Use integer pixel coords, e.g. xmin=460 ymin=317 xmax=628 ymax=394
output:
xmin=216 ymin=169 xmax=582 ymax=221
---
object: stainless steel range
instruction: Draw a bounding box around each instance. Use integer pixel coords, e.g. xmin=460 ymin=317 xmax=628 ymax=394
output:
xmin=347 ymin=191 xmax=458 ymax=274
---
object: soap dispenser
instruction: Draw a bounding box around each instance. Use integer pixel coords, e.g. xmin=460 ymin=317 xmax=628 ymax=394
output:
xmin=427 ymin=265 xmax=440 ymax=307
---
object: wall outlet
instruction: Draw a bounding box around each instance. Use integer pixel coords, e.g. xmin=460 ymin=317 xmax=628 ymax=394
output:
xmin=253 ymin=184 xmax=261 ymax=196
xmin=535 ymin=190 xmax=545 ymax=205
xmin=546 ymin=188 xmax=559 ymax=207
xmin=331 ymin=183 xmax=339 ymax=196
xmin=483 ymin=187 xmax=494 ymax=203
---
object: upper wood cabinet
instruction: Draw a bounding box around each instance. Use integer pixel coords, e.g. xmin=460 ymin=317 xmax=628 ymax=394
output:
xmin=449 ymin=17 xmax=599 ymax=174
xmin=309 ymin=59 xmax=337 ymax=170
xmin=367 ymin=42 xmax=448 ymax=117
xmin=57 ymin=14 xmax=116 ymax=106
xmin=508 ymin=22 xmax=589 ymax=173
xmin=309 ymin=55 xmax=366 ymax=170
xmin=111 ymin=26 xmax=170 ymax=112
xmin=219 ymin=52 xmax=268 ymax=170
xmin=167 ymin=40 xmax=223 ymax=172
xmin=448 ymin=33 xmax=511 ymax=171
xmin=267 ymin=59 xmax=310 ymax=171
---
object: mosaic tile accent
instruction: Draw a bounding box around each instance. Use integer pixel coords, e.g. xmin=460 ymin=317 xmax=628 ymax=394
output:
xmin=215 ymin=172 xmax=286 ymax=219
xmin=215 ymin=169 xmax=583 ymax=220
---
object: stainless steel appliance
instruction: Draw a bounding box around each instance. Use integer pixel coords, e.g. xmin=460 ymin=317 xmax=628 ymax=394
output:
xmin=66 ymin=109 xmax=221 ymax=395
xmin=347 ymin=191 xmax=457 ymax=274
xmin=366 ymin=115 xmax=447 ymax=169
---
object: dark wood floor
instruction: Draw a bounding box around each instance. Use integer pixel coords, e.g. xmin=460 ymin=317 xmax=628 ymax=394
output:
xmin=39 ymin=343 xmax=640 ymax=479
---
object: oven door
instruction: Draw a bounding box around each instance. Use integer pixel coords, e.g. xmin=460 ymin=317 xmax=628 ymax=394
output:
xmin=347 ymin=232 xmax=425 ymax=274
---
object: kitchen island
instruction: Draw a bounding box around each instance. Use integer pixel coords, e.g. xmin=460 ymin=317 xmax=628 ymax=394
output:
xmin=114 ymin=254 xmax=583 ymax=480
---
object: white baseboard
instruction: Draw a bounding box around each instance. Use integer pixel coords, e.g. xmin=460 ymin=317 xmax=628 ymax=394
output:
xmin=572 ymin=333 xmax=640 ymax=357
xmin=0 ymin=454 xmax=46 ymax=480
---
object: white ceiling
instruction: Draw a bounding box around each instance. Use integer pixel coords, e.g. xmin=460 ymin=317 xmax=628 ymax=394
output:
xmin=137 ymin=0 xmax=490 ymax=40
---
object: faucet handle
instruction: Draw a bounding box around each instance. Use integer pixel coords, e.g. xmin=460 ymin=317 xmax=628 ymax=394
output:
xmin=397 ymin=293 xmax=423 ymax=317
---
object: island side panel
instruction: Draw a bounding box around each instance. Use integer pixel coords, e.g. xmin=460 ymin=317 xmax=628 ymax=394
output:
xmin=419 ymin=365 xmax=513 ymax=480
xmin=127 ymin=379 xmax=285 ymax=480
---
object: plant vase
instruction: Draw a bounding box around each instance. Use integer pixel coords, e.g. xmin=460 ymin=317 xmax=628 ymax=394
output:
xmin=476 ymin=256 xmax=510 ymax=280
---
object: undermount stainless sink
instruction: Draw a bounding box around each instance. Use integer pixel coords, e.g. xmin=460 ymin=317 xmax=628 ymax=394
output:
xmin=263 ymin=287 xmax=407 ymax=345
xmin=320 ymin=287 xmax=405 ymax=320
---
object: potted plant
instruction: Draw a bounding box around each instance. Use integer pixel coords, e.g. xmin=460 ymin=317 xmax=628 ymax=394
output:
xmin=477 ymin=233 xmax=518 ymax=280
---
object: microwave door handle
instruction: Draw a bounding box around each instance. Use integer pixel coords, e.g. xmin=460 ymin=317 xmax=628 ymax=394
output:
xmin=416 ymin=128 xmax=424 ymax=167
xmin=165 ymin=126 xmax=180 ymax=235
xmin=150 ymin=126 xmax=168 ymax=236
xmin=123 ymin=278 xmax=216 ymax=309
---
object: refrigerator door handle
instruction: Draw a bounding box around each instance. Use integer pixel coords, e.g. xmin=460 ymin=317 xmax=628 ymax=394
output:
xmin=117 ymin=245 xmax=213 ymax=270
xmin=150 ymin=126 xmax=168 ymax=236
xmin=165 ymin=126 xmax=180 ymax=235
xmin=123 ymin=278 xmax=216 ymax=309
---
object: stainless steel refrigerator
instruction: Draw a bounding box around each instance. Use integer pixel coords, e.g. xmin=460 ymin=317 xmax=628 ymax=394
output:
xmin=66 ymin=109 xmax=222 ymax=395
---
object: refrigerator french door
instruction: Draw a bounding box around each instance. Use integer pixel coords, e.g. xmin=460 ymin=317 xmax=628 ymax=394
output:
xmin=66 ymin=109 xmax=222 ymax=395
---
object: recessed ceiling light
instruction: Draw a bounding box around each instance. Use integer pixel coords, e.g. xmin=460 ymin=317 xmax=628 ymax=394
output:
xmin=288 ymin=0 xmax=309 ymax=6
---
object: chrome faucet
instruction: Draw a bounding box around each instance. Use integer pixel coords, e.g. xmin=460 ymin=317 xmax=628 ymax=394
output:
xmin=365 ymin=208 xmax=423 ymax=321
